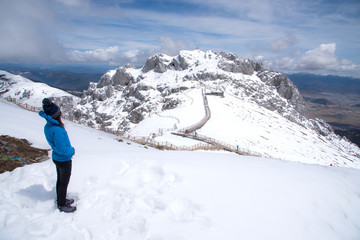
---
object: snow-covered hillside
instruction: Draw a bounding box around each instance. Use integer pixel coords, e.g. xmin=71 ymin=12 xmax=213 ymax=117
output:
xmin=0 ymin=70 xmax=79 ymax=108
xmin=130 ymin=87 xmax=360 ymax=168
xmin=1 ymin=99 xmax=360 ymax=240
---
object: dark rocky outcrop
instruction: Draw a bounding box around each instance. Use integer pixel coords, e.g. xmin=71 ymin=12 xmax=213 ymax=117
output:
xmin=142 ymin=54 xmax=168 ymax=73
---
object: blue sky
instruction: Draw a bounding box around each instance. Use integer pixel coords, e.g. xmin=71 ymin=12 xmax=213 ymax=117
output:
xmin=0 ymin=0 xmax=359 ymax=77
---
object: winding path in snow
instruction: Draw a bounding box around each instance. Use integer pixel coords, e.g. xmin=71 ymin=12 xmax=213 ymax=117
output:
xmin=180 ymin=88 xmax=211 ymax=133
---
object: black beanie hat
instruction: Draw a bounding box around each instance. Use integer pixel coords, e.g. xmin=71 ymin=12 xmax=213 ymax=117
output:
xmin=42 ymin=98 xmax=60 ymax=119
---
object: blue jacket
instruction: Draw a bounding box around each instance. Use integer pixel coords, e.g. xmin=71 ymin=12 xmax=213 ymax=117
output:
xmin=39 ymin=111 xmax=75 ymax=162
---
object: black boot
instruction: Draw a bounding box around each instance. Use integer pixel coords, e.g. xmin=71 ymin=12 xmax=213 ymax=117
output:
xmin=58 ymin=204 xmax=76 ymax=213
xmin=56 ymin=198 xmax=75 ymax=206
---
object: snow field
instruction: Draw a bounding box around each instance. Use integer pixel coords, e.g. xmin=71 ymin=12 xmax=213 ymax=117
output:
xmin=1 ymin=99 xmax=360 ymax=240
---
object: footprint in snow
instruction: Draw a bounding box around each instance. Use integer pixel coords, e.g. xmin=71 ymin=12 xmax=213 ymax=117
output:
xmin=166 ymin=199 xmax=212 ymax=227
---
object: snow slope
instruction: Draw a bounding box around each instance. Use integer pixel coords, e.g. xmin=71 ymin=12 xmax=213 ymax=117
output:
xmin=1 ymin=99 xmax=360 ymax=240
xmin=130 ymin=87 xmax=360 ymax=168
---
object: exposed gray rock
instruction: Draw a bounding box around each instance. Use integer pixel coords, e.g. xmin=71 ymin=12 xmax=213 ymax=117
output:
xmin=257 ymin=71 xmax=306 ymax=115
xmin=113 ymin=67 xmax=135 ymax=86
xmin=50 ymin=96 xmax=79 ymax=120
xmin=169 ymin=57 xmax=181 ymax=70
xmin=142 ymin=54 xmax=168 ymax=73
xmin=85 ymin=82 xmax=97 ymax=96
xmin=220 ymin=59 xmax=254 ymax=75
xmin=310 ymin=118 xmax=333 ymax=136
xmin=217 ymin=52 xmax=255 ymax=75
xmin=251 ymin=61 xmax=265 ymax=72
xmin=21 ymin=90 xmax=31 ymax=99
xmin=123 ymin=101 xmax=140 ymax=113
xmin=195 ymin=71 xmax=229 ymax=81
xmin=177 ymin=54 xmax=190 ymax=70
xmin=105 ymin=85 xmax=114 ymax=98
xmin=219 ymin=52 xmax=237 ymax=61
xmin=97 ymin=74 xmax=112 ymax=88
xmin=128 ymin=108 xmax=144 ymax=124
xmin=162 ymin=98 xmax=181 ymax=110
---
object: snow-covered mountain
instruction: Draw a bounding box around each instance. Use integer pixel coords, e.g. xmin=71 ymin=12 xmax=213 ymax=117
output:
xmin=69 ymin=50 xmax=359 ymax=168
xmin=74 ymin=50 xmax=307 ymax=132
xmin=1 ymin=50 xmax=359 ymax=168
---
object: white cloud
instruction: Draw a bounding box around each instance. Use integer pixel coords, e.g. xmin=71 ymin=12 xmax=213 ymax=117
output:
xmin=0 ymin=0 xmax=66 ymax=63
xmin=277 ymin=57 xmax=297 ymax=70
xmin=258 ymin=43 xmax=359 ymax=77
xmin=55 ymin=0 xmax=89 ymax=7
xmin=66 ymin=46 xmax=149 ymax=66
xmin=66 ymin=36 xmax=191 ymax=66
xmin=158 ymin=36 xmax=190 ymax=56
xmin=179 ymin=0 xmax=278 ymax=22
xmin=0 ymin=0 xmax=358 ymax=77
xmin=255 ymin=55 xmax=264 ymax=61
xmin=339 ymin=59 xmax=356 ymax=71
xmin=67 ymin=46 xmax=120 ymax=63
xmin=298 ymin=43 xmax=339 ymax=70
xmin=270 ymin=35 xmax=297 ymax=52
xmin=295 ymin=43 xmax=357 ymax=74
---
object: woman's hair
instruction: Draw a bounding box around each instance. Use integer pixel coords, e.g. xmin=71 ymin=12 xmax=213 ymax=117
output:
xmin=54 ymin=112 xmax=65 ymax=128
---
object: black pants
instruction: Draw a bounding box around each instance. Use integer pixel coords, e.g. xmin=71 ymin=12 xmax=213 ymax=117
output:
xmin=53 ymin=160 xmax=72 ymax=206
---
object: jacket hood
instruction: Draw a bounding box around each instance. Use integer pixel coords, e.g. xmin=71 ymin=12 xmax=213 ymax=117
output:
xmin=39 ymin=110 xmax=60 ymax=126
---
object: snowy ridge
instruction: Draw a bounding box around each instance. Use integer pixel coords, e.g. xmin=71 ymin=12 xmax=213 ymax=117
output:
xmin=0 ymin=99 xmax=360 ymax=240
xmin=0 ymin=70 xmax=79 ymax=108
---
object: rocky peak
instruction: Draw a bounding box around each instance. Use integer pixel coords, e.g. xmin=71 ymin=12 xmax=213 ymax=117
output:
xmin=97 ymin=64 xmax=136 ymax=88
xmin=140 ymin=50 xmax=265 ymax=76
xmin=142 ymin=54 xmax=171 ymax=73
xmin=218 ymin=54 xmax=254 ymax=75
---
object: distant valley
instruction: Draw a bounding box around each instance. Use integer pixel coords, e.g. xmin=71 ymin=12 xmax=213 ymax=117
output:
xmin=0 ymin=64 xmax=105 ymax=91
xmin=288 ymin=73 xmax=360 ymax=147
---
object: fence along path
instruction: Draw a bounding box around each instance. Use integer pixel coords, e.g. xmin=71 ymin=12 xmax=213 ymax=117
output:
xmin=4 ymin=96 xmax=42 ymax=112
xmin=172 ymin=132 xmax=263 ymax=157
xmin=3 ymin=96 xmax=264 ymax=157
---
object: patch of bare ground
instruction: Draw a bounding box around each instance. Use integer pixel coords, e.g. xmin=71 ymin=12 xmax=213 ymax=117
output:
xmin=0 ymin=135 xmax=49 ymax=173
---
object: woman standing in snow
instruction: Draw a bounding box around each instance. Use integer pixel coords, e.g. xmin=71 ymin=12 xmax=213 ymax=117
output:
xmin=39 ymin=98 xmax=76 ymax=213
